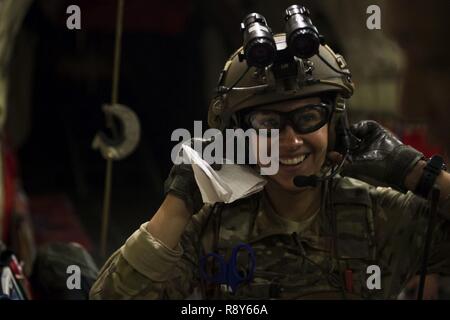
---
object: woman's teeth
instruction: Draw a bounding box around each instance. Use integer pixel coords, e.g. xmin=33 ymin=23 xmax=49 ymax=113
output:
xmin=279 ymin=154 xmax=309 ymax=166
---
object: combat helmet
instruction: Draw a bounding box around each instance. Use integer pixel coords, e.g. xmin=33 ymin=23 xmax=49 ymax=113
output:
xmin=208 ymin=32 xmax=355 ymax=150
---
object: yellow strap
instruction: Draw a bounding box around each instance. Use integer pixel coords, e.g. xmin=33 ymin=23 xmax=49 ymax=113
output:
xmin=100 ymin=0 xmax=125 ymax=258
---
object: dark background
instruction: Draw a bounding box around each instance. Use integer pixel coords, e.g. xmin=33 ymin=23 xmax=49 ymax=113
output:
xmin=5 ymin=0 xmax=448 ymax=264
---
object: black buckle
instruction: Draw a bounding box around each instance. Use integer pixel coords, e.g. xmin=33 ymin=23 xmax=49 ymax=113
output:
xmin=414 ymin=155 xmax=445 ymax=198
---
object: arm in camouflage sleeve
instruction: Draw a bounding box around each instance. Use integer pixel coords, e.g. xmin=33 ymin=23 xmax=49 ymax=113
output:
xmin=89 ymin=196 xmax=210 ymax=299
xmin=370 ymin=184 xmax=450 ymax=298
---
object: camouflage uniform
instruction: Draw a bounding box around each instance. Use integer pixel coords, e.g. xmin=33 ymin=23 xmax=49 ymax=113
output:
xmin=90 ymin=176 xmax=450 ymax=299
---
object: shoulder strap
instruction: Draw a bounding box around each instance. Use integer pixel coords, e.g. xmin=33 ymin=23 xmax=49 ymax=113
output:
xmin=330 ymin=177 xmax=377 ymax=261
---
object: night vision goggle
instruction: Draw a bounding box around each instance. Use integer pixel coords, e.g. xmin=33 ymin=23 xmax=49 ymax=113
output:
xmin=215 ymin=4 xmax=338 ymax=96
xmin=241 ymin=4 xmax=323 ymax=68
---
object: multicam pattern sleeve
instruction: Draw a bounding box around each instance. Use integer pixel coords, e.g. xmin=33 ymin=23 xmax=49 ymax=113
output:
xmin=89 ymin=206 xmax=212 ymax=300
xmin=369 ymin=186 xmax=450 ymax=298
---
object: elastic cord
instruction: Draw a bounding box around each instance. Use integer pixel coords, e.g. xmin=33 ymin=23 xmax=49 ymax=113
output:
xmin=217 ymin=66 xmax=251 ymax=95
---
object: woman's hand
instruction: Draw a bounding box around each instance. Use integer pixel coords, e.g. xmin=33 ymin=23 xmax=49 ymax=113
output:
xmin=164 ymin=164 xmax=204 ymax=215
xmin=330 ymin=120 xmax=424 ymax=192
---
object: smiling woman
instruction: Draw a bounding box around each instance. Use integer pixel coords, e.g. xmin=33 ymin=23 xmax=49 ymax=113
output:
xmin=90 ymin=6 xmax=450 ymax=300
